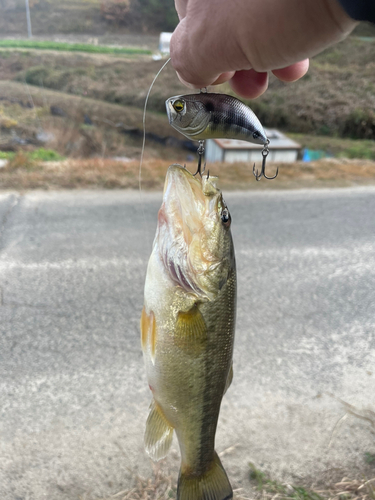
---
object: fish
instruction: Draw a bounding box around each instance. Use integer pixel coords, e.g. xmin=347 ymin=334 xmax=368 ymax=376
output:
xmin=166 ymin=92 xmax=268 ymax=145
xmin=140 ymin=164 xmax=237 ymax=500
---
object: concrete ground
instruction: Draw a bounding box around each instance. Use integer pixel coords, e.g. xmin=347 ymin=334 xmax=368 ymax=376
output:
xmin=0 ymin=187 xmax=374 ymax=500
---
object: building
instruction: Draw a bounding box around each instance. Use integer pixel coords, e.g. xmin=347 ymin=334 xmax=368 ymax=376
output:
xmin=158 ymin=32 xmax=173 ymax=54
xmin=205 ymin=128 xmax=301 ymax=163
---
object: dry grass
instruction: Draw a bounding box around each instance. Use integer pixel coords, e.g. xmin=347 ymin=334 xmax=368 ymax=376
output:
xmin=1 ymin=157 xmax=375 ymax=191
xmin=0 ymin=80 xmax=175 ymax=140
xmin=2 ymin=36 xmax=375 ymax=137
xmin=79 ymin=461 xmax=375 ymax=500
xmin=88 ymin=462 xmax=175 ymax=500
xmin=248 ymin=469 xmax=375 ymax=500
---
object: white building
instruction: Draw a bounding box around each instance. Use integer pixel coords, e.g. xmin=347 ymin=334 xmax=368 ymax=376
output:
xmin=205 ymin=129 xmax=301 ymax=163
xmin=158 ymin=32 xmax=173 ymax=54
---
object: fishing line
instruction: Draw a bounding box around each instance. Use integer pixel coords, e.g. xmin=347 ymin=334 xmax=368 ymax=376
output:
xmin=138 ymin=56 xmax=171 ymax=247
xmin=139 ymin=57 xmax=171 ymax=195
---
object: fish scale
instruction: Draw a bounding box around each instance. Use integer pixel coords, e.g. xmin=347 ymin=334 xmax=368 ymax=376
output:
xmin=141 ymin=165 xmax=237 ymax=500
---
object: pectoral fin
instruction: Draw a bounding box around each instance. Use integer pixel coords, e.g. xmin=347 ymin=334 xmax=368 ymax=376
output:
xmin=174 ymin=304 xmax=207 ymax=354
xmin=144 ymin=400 xmax=174 ymax=461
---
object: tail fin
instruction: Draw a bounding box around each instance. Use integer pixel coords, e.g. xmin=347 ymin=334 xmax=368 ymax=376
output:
xmin=177 ymin=451 xmax=232 ymax=500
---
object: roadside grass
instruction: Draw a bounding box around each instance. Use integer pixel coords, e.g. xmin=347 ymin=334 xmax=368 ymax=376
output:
xmin=0 ymin=151 xmax=15 ymax=160
xmin=0 ymin=39 xmax=151 ymax=55
xmin=89 ymin=462 xmax=176 ymax=500
xmin=248 ymin=464 xmax=375 ymax=500
xmin=1 ymin=157 xmax=375 ymax=191
xmin=0 ymin=149 xmax=64 ymax=172
xmin=82 ymin=461 xmax=375 ymax=500
xmin=249 ymin=463 xmax=324 ymax=500
xmin=289 ymin=134 xmax=375 ymax=161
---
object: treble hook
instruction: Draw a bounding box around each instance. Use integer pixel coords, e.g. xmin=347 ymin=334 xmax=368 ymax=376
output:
xmin=253 ymin=140 xmax=278 ymax=181
xmin=193 ymin=140 xmax=206 ymax=177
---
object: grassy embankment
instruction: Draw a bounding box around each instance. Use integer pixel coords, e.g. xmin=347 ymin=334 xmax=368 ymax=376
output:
xmin=1 ymin=36 xmax=375 ymax=189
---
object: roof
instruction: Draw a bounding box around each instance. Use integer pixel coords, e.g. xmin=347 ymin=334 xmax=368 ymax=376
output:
xmin=211 ymin=129 xmax=301 ymax=150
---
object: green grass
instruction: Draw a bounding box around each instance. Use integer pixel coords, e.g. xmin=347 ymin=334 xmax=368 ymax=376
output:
xmin=249 ymin=463 xmax=325 ymax=500
xmin=0 ymin=39 xmax=151 ymax=56
xmin=0 ymin=148 xmax=63 ymax=163
xmin=28 ymin=148 xmax=64 ymax=162
xmin=0 ymin=151 xmax=15 ymax=160
xmin=288 ymin=134 xmax=375 ymax=160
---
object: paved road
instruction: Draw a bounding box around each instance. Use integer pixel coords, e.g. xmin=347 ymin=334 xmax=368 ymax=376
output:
xmin=0 ymin=188 xmax=374 ymax=500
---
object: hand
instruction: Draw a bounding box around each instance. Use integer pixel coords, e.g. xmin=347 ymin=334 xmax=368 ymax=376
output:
xmin=170 ymin=0 xmax=357 ymax=98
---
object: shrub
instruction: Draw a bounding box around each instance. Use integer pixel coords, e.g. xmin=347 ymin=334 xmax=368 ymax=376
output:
xmin=341 ymin=108 xmax=375 ymax=140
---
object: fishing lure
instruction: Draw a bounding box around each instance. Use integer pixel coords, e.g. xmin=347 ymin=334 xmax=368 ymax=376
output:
xmin=166 ymin=92 xmax=278 ymax=181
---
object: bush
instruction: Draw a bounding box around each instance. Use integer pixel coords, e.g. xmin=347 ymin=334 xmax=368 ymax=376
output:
xmin=341 ymin=108 xmax=375 ymax=140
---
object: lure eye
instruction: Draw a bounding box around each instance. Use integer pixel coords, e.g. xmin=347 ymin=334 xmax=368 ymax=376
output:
xmin=173 ymin=100 xmax=185 ymax=113
xmin=253 ymin=131 xmax=260 ymax=140
xmin=221 ymin=208 xmax=231 ymax=228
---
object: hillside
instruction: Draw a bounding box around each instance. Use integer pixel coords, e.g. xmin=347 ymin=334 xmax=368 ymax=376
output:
xmin=0 ymin=0 xmax=178 ymax=35
xmin=0 ymin=30 xmax=375 ymax=190
xmin=1 ymin=36 xmax=375 ymax=139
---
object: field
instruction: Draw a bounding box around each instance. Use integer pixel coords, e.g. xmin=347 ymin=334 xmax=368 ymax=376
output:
xmin=0 ymin=0 xmax=178 ymax=35
xmin=0 ymin=37 xmax=375 ymax=190
xmin=1 ymin=5 xmax=375 ymax=190
xmin=0 ymin=39 xmax=151 ymax=54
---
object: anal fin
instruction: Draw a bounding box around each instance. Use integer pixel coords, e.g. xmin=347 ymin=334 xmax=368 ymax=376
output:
xmin=145 ymin=400 xmax=173 ymax=461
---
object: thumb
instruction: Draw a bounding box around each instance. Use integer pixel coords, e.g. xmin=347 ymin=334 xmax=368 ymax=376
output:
xmin=170 ymin=18 xmax=223 ymax=88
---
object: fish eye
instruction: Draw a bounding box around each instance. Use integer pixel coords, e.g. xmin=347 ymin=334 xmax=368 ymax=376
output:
xmin=173 ymin=100 xmax=185 ymax=113
xmin=253 ymin=131 xmax=260 ymax=139
xmin=221 ymin=208 xmax=231 ymax=228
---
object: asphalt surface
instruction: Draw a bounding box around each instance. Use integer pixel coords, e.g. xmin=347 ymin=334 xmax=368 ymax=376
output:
xmin=0 ymin=187 xmax=374 ymax=500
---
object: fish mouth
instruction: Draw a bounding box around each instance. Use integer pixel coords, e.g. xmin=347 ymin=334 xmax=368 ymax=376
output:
xmin=161 ymin=164 xmax=219 ymax=234
xmin=157 ymin=165 xmax=220 ymax=298
xmin=160 ymin=165 xmax=206 ymax=253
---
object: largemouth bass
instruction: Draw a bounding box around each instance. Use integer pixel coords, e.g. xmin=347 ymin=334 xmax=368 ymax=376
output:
xmin=141 ymin=164 xmax=237 ymax=500
xmin=166 ymin=92 xmax=268 ymax=145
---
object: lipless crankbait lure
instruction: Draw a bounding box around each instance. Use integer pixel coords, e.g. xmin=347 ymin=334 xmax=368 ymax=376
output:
xmin=166 ymin=92 xmax=278 ymax=181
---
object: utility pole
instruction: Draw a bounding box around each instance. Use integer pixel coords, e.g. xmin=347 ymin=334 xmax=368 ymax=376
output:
xmin=25 ymin=0 xmax=32 ymax=38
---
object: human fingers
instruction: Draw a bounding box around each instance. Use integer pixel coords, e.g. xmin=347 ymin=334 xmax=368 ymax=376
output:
xmin=272 ymin=59 xmax=309 ymax=82
xmin=176 ymin=70 xmax=236 ymax=90
xmin=229 ymin=70 xmax=269 ymax=99
xmin=171 ymin=5 xmax=242 ymax=88
xmin=174 ymin=0 xmax=187 ymax=20
xmin=171 ymin=0 xmax=356 ymax=91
